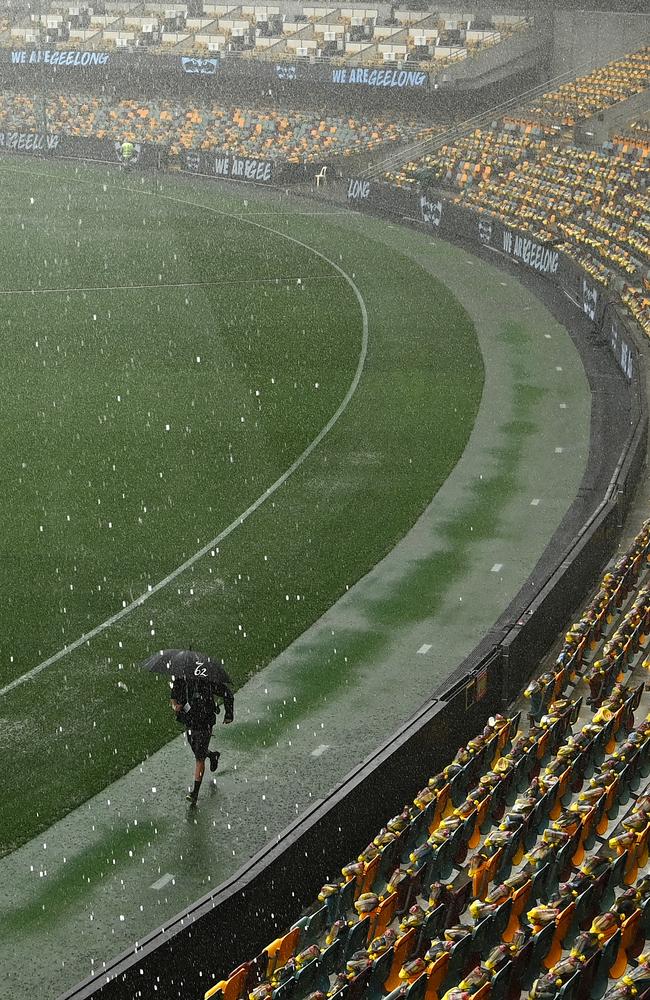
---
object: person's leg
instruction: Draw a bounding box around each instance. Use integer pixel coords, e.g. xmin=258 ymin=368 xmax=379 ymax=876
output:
xmin=186 ymin=757 xmax=205 ymax=803
xmin=208 ymin=728 xmax=220 ymax=772
xmin=186 ymin=730 xmax=210 ymax=803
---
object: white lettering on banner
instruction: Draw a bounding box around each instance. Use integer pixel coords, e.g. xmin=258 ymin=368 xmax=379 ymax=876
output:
xmin=214 ymin=155 xmax=230 ymax=177
xmin=331 ymin=66 xmax=426 ymax=87
xmin=420 ymin=195 xmax=442 ymax=228
xmin=502 ymin=230 xmax=559 ymax=275
xmin=0 ymin=131 xmax=59 ymax=151
xmin=347 ymin=178 xmax=370 ymax=201
xmin=582 ymin=278 xmax=598 ymax=322
xmin=11 ymin=49 xmax=109 ymax=67
xmin=611 ymin=318 xmax=633 ymax=381
xmin=211 ymin=154 xmax=272 ymax=183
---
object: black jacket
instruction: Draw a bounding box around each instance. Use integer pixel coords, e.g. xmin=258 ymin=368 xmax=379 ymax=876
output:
xmin=171 ymin=676 xmax=234 ymax=728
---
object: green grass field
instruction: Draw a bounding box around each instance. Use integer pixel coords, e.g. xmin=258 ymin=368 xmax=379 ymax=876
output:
xmin=0 ymin=159 xmax=483 ymax=856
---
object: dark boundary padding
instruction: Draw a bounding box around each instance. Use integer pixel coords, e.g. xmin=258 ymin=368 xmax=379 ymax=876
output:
xmin=43 ymin=168 xmax=647 ymax=1000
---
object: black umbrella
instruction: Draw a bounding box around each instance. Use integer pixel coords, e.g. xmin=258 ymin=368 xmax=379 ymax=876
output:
xmin=141 ymin=649 xmax=232 ymax=686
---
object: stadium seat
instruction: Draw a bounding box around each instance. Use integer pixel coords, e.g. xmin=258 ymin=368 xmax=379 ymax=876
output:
xmin=345 ymin=917 xmax=371 ymax=959
xmin=384 ymin=929 xmax=417 ymax=993
xmin=204 ymin=964 xmax=248 ymax=1000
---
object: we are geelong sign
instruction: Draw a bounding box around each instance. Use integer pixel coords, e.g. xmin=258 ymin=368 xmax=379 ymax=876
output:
xmin=213 ymin=154 xmax=273 ymax=183
xmin=331 ymin=66 xmax=427 ymax=88
xmin=502 ymin=229 xmax=559 ymax=275
xmin=10 ymin=49 xmax=110 ymax=67
xmin=183 ymin=149 xmax=274 ymax=184
xmin=0 ymin=130 xmax=61 ymax=151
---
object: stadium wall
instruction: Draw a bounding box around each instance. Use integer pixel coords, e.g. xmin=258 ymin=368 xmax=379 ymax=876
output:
xmin=550 ymin=10 xmax=650 ymax=78
xmin=43 ymin=159 xmax=647 ymax=999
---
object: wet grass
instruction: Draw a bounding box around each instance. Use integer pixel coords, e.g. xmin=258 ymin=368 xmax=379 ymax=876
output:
xmin=0 ymin=163 xmax=482 ymax=856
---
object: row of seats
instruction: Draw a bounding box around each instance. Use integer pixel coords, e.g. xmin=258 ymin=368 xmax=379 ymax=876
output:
xmin=0 ymin=4 xmax=528 ymax=71
xmin=526 ymin=48 xmax=650 ymax=128
xmin=387 ymin=129 xmax=650 ymax=284
xmin=384 ymin=52 xmax=650 ymax=333
xmin=206 ymin=691 xmax=649 ymax=1000
xmin=198 ymin=517 xmax=650 ymax=1000
xmin=622 ymin=284 xmax=650 ymax=338
xmin=0 ymin=91 xmax=436 ymax=163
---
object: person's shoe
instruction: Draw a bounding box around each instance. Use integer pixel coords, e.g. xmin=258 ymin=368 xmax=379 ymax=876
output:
xmin=209 ymin=751 xmax=221 ymax=773
xmin=185 ymin=791 xmax=198 ymax=805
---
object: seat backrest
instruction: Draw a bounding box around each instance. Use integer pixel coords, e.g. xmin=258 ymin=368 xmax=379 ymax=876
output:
xmin=406 ymin=971 xmax=428 ymax=1000
xmin=423 ymin=952 xmax=449 ymax=1000
xmin=337 ymin=877 xmax=357 ymax=919
xmin=490 ymin=960 xmax=513 ymax=1000
xmin=345 ymin=916 xmax=370 ymax=959
xmin=244 ymin=953 xmax=268 ymax=993
xmin=271 ymin=974 xmax=296 ymax=1000
xmin=448 ymin=932 xmax=473 ymax=979
xmin=359 ymin=854 xmax=381 ymax=895
xmin=204 ymin=979 xmax=227 ymax=1000
xmin=266 ymin=926 xmax=301 ymax=974
xmin=346 ymin=966 xmax=372 ymax=1000
xmin=369 ymin=946 xmax=394 ymax=992
xmin=622 ymin=908 xmax=642 ymax=948
xmin=223 ymin=966 xmax=249 ymax=1000
xmin=319 ymin=937 xmax=343 ymax=978
xmin=294 ymin=956 xmax=321 ymax=994
xmin=371 ymin=892 xmax=398 ymax=942
xmin=384 ymin=929 xmax=416 ymax=993
xmin=557 ymin=901 xmax=576 ymax=937
xmin=304 ymin=904 xmax=328 ymax=943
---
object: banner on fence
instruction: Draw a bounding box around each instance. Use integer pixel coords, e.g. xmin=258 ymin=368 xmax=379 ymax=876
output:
xmin=420 ymin=193 xmax=443 ymax=228
xmin=582 ymin=277 xmax=599 ymax=322
xmin=183 ymin=149 xmax=274 ymax=184
xmin=0 ymin=130 xmax=61 ymax=152
xmin=9 ymin=48 xmax=110 ymax=68
xmin=0 ymin=130 xmax=157 ymax=167
xmin=330 ymin=66 xmax=428 ymax=88
xmin=181 ymin=55 xmax=219 ymax=75
xmin=346 ymin=177 xmax=372 ymax=202
xmin=501 ymin=228 xmax=559 ymax=276
xmin=609 ymin=312 xmax=635 ymax=381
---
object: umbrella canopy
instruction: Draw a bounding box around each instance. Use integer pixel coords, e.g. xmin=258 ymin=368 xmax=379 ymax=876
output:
xmin=141 ymin=649 xmax=231 ymax=686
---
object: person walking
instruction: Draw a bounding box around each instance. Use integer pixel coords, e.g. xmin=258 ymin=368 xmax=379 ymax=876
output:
xmin=170 ymin=669 xmax=234 ymax=805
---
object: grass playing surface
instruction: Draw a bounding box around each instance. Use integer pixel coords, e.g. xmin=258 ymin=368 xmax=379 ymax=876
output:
xmin=0 ymin=160 xmax=483 ymax=856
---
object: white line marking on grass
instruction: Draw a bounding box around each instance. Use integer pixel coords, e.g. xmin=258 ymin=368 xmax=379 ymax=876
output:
xmin=150 ymin=873 xmax=175 ymax=890
xmin=0 ymin=191 xmax=369 ymax=699
xmin=531 ymin=499 xmax=541 ymax=506
xmin=417 ymin=644 xmax=432 ymax=655
xmin=311 ymin=745 xmax=330 ymax=757
xmin=0 ymin=274 xmax=346 ymax=297
xmin=241 ymin=210 xmax=350 ymax=217
xmin=491 ymin=564 xmax=503 ymax=573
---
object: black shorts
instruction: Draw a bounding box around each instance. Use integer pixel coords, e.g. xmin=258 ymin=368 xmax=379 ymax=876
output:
xmin=187 ymin=727 xmax=212 ymax=761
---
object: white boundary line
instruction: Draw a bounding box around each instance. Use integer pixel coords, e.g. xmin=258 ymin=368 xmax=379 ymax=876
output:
xmin=0 ymin=179 xmax=368 ymax=698
xmin=0 ymin=274 xmax=346 ymax=297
